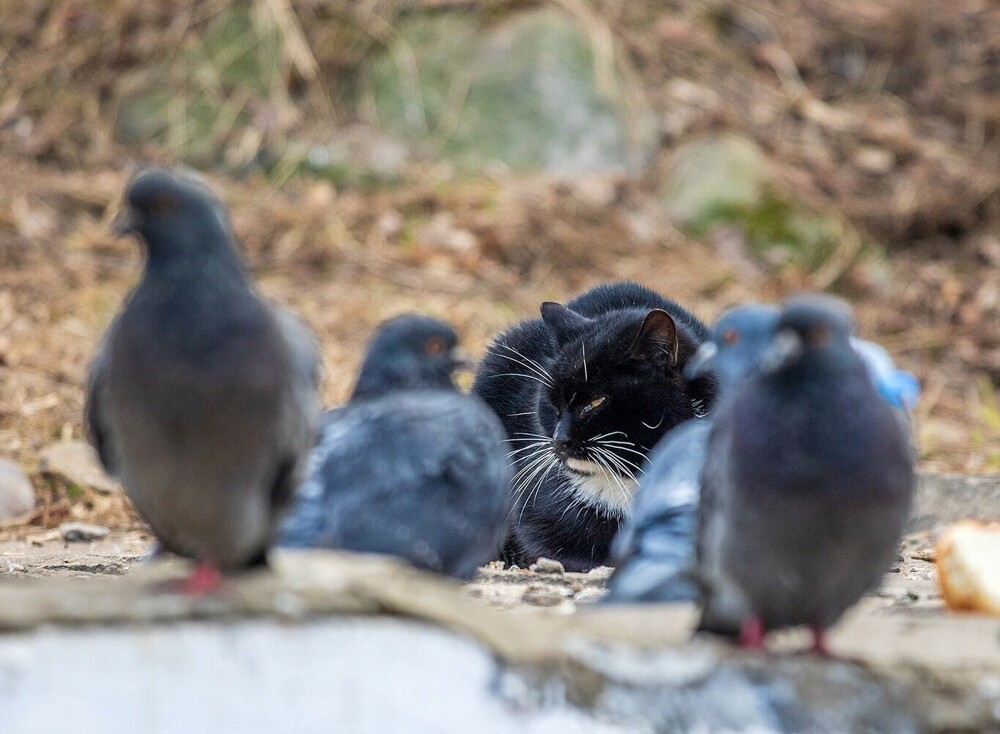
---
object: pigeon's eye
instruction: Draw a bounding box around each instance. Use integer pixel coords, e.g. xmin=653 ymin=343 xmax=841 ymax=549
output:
xmin=580 ymin=396 xmax=606 ymax=415
xmin=723 ymin=329 xmax=739 ymax=346
xmin=807 ymin=325 xmax=831 ymax=348
xmin=425 ymin=337 xmax=447 ymax=356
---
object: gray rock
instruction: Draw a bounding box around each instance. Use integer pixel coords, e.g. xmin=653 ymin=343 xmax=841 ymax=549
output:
xmin=59 ymin=522 xmax=111 ymax=543
xmin=530 ymin=557 xmax=566 ymax=575
xmin=0 ymin=459 xmax=34 ymax=521
xmin=38 ymin=440 xmax=119 ymax=495
xmin=660 ymin=134 xmax=768 ymax=227
xmin=367 ymin=9 xmax=656 ymax=175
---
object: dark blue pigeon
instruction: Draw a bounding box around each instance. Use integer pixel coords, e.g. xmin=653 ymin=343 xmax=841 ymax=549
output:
xmin=281 ymin=315 xmax=512 ymax=580
xmin=86 ymin=168 xmax=321 ymax=592
xmin=696 ymin=294 xmax=916 ymax=652
xmin=604 ymin=304 xmax=779 ymax=603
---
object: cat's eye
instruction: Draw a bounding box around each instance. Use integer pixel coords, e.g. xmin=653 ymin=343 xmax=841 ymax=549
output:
xmin=425 ymin=337 xmax=447 ymax=355
xmin=723 ymin=329 xmax=739 ymax=346
xmin=580 ymin=395 xmax=606 ymax=414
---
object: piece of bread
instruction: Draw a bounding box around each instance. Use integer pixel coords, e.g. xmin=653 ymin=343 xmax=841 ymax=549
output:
xmin=936 ymin=521 xmax=1000 ymax=615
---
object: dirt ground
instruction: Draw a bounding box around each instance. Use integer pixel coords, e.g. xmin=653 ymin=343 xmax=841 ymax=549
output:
xmin=1 ymin=0 xmax=1000 ymax=537
xmin=0 ymin=526 xmax=941 ymax=617
xmin=0 ymin=159 xmax=996 ymax=537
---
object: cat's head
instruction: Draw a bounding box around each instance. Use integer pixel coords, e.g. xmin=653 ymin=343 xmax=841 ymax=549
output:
xmin=535 ymin=302 xmax=716 ymax=511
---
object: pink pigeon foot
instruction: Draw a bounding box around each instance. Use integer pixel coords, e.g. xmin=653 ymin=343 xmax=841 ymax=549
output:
xmin=738 ymin=616 xmax=766 ymax=650
xmin=180 ymin=561 xmax=223 ymax=596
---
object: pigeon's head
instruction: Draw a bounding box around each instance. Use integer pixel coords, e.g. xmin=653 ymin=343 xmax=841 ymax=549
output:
xmin=112 ymin=168 xmax=233 ymax=258
xmin=685 ymin=304 xmax=779 ymax=389
xmin=351 ymin=315 xmax=471 ymax=400
xmin=759 ymin=294 xmax=856 ymax=375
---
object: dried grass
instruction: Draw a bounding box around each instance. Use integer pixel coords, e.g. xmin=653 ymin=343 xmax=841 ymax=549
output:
xmin=0 ymin=0 xmax=999 ymax=534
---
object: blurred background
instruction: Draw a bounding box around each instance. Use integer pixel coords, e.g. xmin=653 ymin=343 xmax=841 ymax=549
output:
xmin=0 ymin=0 xmax=998 ymax=531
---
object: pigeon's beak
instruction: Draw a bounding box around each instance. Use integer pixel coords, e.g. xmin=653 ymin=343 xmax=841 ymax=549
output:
xmin=759 ymin=329 xmax=804 ymax=374
xmin=110 ymin=206 xmax=141 ymax=238
xmin=684 ymin=341 xmax=718 ymax=380
xmin=449 ymin=348 xmax=477 ymax=374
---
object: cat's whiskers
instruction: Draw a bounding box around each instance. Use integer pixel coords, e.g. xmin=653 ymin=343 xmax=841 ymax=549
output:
xmin=641 ymin=413 xmax=666 ymax=430
xmin=492 ymin=372 xmax=552 ymax=388
xmin=581 ymin=342 xmax=588 ymax=382
xmin=589 ymin=430 xmax=629 ymax=442
xmin=507 ymin=431 xmax=556 ymax=440
xmin=512 ymin=452 xmax=559 ymax=523
xmin=507 ymin=432 xmax=564 ymax=519
xmin=506 ymin=440 xmax=552 ymax=459
xmin=591 ymin=444 xmax=640 ymax=480
xmin=508 ymin=437 xmax=556 ymax=491
xmin=493 ymin=344 xmax=553 ymax=387
xmin=597 ymin=440 xmax=649 ymax=462
xmin=593 ymin=446 xmax=643 ymax=483
xmin=510 ymin=450 xmax=554 ymax=506
xmin=588 ymin=450 xmax=632 ymax=508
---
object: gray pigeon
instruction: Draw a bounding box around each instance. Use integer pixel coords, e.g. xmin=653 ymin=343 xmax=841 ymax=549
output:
xmin=86 ymin=168 xmax=320 ymax=590
xmin=281 ymin=315 xmax=511 ymax=580
xmin=605 ymin=304 xmax=779 ymax=603
xmin=696 ymin=294 xmax=915 ymax=652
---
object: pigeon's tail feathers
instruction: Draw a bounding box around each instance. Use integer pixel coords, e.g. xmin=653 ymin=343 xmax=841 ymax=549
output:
xmin=84 ymin=328 xmax=119 ymax=476
xmin=273 ymin=305 xmax=322 ymax=418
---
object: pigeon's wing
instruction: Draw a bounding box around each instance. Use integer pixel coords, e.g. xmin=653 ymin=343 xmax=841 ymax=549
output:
xmin=279 ymin=406 xmax=353 ymax=548
xmin=84 ymin=328 xmax=118 ymax=476
xmin=692 ymin=412 xmax=745 ymax=634
xmin=274 ymin=305 xmax=322 ymax=426
xmin=605 ymin=420 xmax=708 ymax=603
xmin=283 ymin=394 xmax=511 ymax=579
xmin=611 ymin=420 xmax=708 ymax=562
xmin=268 ymin=306 xmax=322 ymax=513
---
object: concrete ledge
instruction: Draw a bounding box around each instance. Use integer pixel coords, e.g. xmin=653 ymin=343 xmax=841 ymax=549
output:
xmin=1 ymin=551 xmax=999 ymax=732
xmin=911 ymin=473 xmax=1000 ymax=531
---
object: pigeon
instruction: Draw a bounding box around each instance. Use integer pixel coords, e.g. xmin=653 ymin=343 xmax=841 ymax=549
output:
xmin=852 ymin=338 xmax=921 ymax=412
xmin=281 ymin=315 xmax=512 ymax=581
xmin=86 ymin=168 xmax=321 ymax=592
xmin=604 ymin=304 xmax=779 ymax=603
xmin=696 ymin=294 xmax=916 ymax=652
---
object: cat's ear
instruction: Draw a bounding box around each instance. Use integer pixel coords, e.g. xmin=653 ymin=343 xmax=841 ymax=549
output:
xmin=629 ymin=309 xmax=679 ymax=365
xmin=541 ymin=302 xmax=590 ymax=345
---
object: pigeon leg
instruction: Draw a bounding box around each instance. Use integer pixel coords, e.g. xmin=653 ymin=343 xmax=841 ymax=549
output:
xmin=737 ymin=616 xmax=766 ymax=649
xmin=809 ymin=624 xmax=830 ymax=657
xmin=181 ymin=561 xmax=223 ymax=596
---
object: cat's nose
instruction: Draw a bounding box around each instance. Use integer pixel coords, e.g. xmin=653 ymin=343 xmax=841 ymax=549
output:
xmin=552 ymin=414 xmax=572 ymax=455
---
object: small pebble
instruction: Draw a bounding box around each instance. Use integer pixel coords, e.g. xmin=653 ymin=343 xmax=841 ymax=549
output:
xmin=59 ymin=522 xmax=110 ymax=543
xmin=0 ymin=459 xmax=35 ymax=521
xmin=530 ymin=557 xmax=565 ymax=574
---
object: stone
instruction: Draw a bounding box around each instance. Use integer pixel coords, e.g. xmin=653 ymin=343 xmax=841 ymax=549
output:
xmin=38 ymin=440 xmax=119 ymax=494
xmin=417 ymin=212 xmax=480 ymax=253
xmin=0 ymin=459 xmax=34 ymax=521
xmin=529 ymin=557 xmax=565 ymax=575
xmin=367 ymin=9 xmax=656 ymax=175
xmin=854 ymin=145 xmax=895 ymax=175
xmin=659 ymin=133 xmax=768 ymax=228
xmin=59 ymin=522 xmax=111 ymax=543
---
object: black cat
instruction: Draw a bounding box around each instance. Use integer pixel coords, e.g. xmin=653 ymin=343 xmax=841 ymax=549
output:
xmin=473 ymin=281 xmax=716 ymax=571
